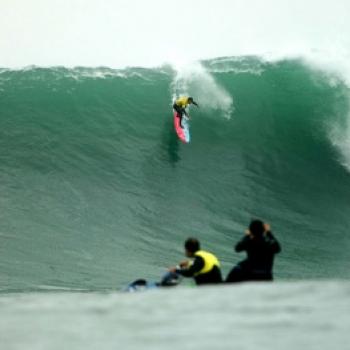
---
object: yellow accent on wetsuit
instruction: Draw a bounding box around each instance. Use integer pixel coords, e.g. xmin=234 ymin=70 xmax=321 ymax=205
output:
xmin=194 ymin=250 xmax=220 ymax=276
xmin=175 ymin=96 xmax=191 ymax=108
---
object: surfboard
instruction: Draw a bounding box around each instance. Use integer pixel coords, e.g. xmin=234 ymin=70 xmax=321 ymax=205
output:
xmin=123 ymin=272 xmax=181 ymax=292
xmin=174 ymin=112 xmax=190 ymax=143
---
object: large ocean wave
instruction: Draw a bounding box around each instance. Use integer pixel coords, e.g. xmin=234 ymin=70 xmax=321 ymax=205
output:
xmin=1 ymin=57 xmax=350 ymax=292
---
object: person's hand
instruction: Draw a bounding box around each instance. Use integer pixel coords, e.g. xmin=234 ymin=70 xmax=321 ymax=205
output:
xmin=244 ymin=229 xmax=253 ymax=238
xmin=168 ymin=266 xmax=177 ymax=273
xmin=179 ymin=260 xmax=190 ymax=268
xmin=263 ymin=223 xmax=271 ymax=233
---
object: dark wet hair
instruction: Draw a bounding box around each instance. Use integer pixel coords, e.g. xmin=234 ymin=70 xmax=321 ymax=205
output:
xmin=249 ymin=220 xmax=265 ymax=237
xmin=188 ymin=97 xmax=194 ymax=103
xmin=185 ymin=237 xmax=200 ymax=253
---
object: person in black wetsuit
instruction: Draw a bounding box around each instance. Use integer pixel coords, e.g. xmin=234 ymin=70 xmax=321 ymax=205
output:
xmin=169 ymin=238 xmax=223 ymax=285
xmin=226 ymin=220 xmax=281 ymax=283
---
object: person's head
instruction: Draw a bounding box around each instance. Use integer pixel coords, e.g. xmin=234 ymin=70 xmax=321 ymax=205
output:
xmin=249 ymin=219 xmax=265 ymax=238
xmin=184 ymin=237 xmax=200 ymax=257
xmin=188 ymin=97 xmax=198 ymax=106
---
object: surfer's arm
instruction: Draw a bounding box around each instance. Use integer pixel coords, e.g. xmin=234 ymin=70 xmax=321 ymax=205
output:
xmin=264 ymin=231 xmax=281 ymax=254
xmin=175 ymin=256 xmax=204 ymax=277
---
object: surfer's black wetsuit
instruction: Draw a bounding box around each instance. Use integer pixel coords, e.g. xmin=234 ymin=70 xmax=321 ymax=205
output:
xmin=226 ymin=231 xmax=281 ymax=283
xmin=176 ymin=255 xmax=223 ymax=285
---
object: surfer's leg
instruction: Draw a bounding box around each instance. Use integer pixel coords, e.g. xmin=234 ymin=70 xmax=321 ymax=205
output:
xmin=225 ymin=264 xmax=247 ymax=283
xmin=173 ymin=104 xmax=183 ymax=128
xmin=173 ymin=105 xmax=186 ymax=128
xmin=179 ymin=114 xmax=183 ymax=128
xmin=179 ymin=109 xmax=186 ymax=128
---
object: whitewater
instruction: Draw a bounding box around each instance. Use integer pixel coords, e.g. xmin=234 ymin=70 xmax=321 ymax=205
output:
xmin=1 ymin=1 xmax=350 ymax=349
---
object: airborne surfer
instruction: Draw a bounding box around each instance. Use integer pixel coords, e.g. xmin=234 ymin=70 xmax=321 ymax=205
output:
xmin=173 ymin=96 xmax=199 ymax=128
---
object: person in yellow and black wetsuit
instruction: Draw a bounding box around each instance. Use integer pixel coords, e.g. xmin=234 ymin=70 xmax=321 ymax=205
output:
xmin=173 ymin=96 xmax=199 ymax=128
xmin=169 ymin=238 xmax=222 ymax=285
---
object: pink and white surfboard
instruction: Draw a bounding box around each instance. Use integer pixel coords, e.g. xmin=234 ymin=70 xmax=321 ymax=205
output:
xmin=174 ymin=112 xmax=190 ymax=143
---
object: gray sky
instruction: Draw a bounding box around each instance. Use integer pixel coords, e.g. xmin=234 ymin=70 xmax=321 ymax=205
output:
xmin=1 ymin=0 xmax=349 ymax=68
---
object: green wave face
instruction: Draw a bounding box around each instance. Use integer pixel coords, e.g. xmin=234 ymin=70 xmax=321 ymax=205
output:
xmin=1 ymin=57 xmax=350 ymax=291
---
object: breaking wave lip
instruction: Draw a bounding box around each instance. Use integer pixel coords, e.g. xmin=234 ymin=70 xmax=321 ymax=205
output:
xmin=0 ymin=65 xmax=171 ymax=81
xmin=2 ymin=47 xmax=350 ymax=86
xmin=2 ymin=46 xmax=350 ymax=83
xmin=204 ymin=56 xmax=266 ymax=75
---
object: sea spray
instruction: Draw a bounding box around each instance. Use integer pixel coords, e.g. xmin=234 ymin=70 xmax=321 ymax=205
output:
xmin=171 ymin=61 xmax=234 ymax=119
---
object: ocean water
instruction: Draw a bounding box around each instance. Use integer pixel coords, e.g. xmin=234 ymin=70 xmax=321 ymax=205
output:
xmin=1 ymin=1 xmax=350 ymax=348
xmin=1 ymin=58 xmax=350 ymax=348
xmin=1 ymin=282 xmax=349 ymax=350
xmin=1 ymin=59 xmax=350 ymax=293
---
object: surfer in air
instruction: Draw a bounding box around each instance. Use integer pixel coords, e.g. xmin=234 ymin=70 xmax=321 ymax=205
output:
xmin=173 ymin=96 xmax=199 ymax=128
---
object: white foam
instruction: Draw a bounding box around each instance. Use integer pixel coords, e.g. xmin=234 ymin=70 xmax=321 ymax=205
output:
xmin=328 ymin=106 xmax=350 ymax=172
xmin=1 ymin=282 xmax=349 ymax=350
xmin=171 ymin=62 xmax=234 ymax=119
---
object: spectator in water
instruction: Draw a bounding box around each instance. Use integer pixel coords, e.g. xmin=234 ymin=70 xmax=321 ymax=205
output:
xmin=169 ymin=237 xmax=222 ymax=285
xmin=226 ymin=220 xmax=281 ymax=283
